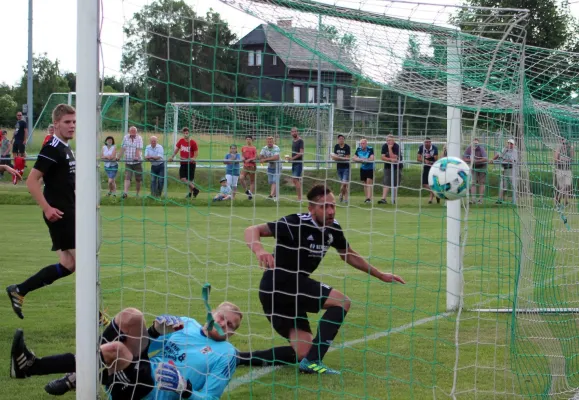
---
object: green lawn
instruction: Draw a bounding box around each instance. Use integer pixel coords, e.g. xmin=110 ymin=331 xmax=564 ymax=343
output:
xmin=0 ymin=187 xmax=575 ymax=399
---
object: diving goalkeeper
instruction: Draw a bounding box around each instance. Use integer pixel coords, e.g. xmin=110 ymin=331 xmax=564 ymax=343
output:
xmin=10 ymin=302 xmax=243 ymax=399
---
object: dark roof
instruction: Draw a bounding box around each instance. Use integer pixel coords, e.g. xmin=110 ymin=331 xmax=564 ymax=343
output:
xmin=238 ymin=24 xmax=358 ymax=74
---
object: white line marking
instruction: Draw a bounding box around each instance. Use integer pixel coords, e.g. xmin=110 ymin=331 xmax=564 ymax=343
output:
xmin=227 ymin=312 xmax=451 ymax=392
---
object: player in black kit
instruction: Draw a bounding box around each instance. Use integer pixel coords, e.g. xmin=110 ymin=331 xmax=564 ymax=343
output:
xmin=238 ymin=184 xmax=405 ymax=374
xmin=6 ymin=104 xmax=80 ymax=319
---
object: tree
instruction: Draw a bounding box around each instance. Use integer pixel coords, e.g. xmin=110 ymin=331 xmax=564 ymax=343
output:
xmin=0 ymin=94 xmax=18 ymax=127
xmin=122 ymin=0 xmax=243 ymax=125
xmin=13 ymin=54 xmax=70 ymax=123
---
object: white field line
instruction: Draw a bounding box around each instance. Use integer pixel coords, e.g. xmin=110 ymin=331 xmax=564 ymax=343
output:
xmin=227 ymin=312 xmax=452 ymax=392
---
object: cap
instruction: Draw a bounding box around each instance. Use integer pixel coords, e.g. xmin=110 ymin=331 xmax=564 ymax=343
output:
xmin=507 ymin=139 xmax=515 ymax=144
xmin=220 ymin=177 xmax=227 ymax=183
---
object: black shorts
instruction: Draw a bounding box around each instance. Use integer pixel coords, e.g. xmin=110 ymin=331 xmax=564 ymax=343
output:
xmin=360 ymin=169 xmax=374 ymax=182
xmin=102 ymin=353 xmax=154 ymax=400
xmin=179 ymin=163 xmax=196 ymax=181
xmin=422 ymin=166 xmax=431 ymax=185
xmin=44 ymin=211 xmax=75 ymax=251
xmin=259 ymin=270 xmax=333 ymax=339
xmin=12 ymin=142 xmax=25 ymax=154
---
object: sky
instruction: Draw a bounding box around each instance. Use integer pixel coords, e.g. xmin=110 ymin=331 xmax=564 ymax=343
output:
xmin=2 ymin=0 xmax=579 ymax=87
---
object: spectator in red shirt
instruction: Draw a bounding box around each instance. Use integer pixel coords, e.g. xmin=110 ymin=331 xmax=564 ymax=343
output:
xmin=13 ymin=153 xmax=26 ymax=185
xmin=42 ymin=125 xmax=55 ymax=147
xmin=240 ymin=135 xmax=257 ymax=200
xmin=169 ymin=127 xmax=200 ymax=198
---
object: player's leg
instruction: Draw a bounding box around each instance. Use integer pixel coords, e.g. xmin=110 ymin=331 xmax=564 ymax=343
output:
xmin=6 ymin=215 xmax=76 ymax=319
xmin=249 ymin=168 xmax=256 ymax=195
xmin=298 ymin=278 xmax=350 ymax=374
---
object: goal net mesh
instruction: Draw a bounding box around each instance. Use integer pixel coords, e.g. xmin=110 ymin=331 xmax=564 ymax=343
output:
xmin=92 ymin=0 xmax=579 ymax=398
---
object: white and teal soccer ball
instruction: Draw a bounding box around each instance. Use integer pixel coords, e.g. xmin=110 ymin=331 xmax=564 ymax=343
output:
xmin=428 ymin=157 xmax=471 ymax=201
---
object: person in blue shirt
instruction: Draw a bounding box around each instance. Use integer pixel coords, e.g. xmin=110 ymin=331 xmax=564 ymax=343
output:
xmin=214 ymin=177 xmax=233 ymax=201
xmin=352 ymin=138 xmax=375 ymax=203
xmin=10 ymin=302 xmax=243 ymax=399
xmin=224 ymin=145 xmax=241 ymax=199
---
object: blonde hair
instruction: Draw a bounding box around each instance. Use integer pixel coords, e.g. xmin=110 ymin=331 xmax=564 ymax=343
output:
xmin=216 ymin=301 xmax=243 ymax=321
xmin=52 ymin=104 xmax=76 ymax=123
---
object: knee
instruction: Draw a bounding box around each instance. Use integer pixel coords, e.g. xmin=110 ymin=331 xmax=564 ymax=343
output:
xmin=342 ymin=296 xmax=351 ymax=312
xmin=101 ymin=342 xmax=133 ymax=371
xmin=114 ymin=308 xmax=145 ymax=333
xmin=59 ymin=255 xmax=75 ymax=272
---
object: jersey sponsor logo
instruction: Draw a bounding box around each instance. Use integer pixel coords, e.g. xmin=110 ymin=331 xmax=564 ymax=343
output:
xmin=327 ymin=233 xmax=333 ymax=245
xmin=321 ymin=283 xmax=331 ymax=290
xmin=201 ymin=346 xmax=213 ymax=354
xmin=180 ymin=145 xmax=191 ymax=153
xmin=162 ymin=341 xmax=186 ymax=362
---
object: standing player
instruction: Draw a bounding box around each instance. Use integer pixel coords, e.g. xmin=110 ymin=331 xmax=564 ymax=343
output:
xmin=10 ymin=302 xmax=243 ymax=399
xmin=331 ymin=134 xmax=351 ymax=203
xmin=169 ymin=127 xmax=200 ymax=198
xmin=417 ymin=137 xmax=439 ymax=204
xmin=238 ymin=184 xmax=405 ymax=374
xmin=240 ymin=135 xmax=257 ymax=200
xmin=6 ymin=104 xmax=77 ymax=319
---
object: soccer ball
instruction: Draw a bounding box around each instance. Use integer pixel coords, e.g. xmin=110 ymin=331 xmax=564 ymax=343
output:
xmin=428 ymin=157 xmax=471 ymax=200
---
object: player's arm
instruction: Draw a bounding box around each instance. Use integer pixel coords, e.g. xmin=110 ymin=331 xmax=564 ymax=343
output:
xmin=24 ymin=127 xmax=29 ymax=144
xmin=0 ymin=165 xmax=21 ymax=178
xmin=417 ymin=148 xmax=423 ymax=163
xmin=147 ymin=315 xmax=184 ymax=339
xmin=245 ymin=223 xmax=275 ymax=269
xmin=337 ymin=245 xmax=405 ymax=284
xmin=27 ymin=168 xmax=62 ymax=221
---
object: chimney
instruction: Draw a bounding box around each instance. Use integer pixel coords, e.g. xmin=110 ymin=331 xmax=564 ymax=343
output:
xmin=277 ymin=19 xmax=292 ymax=29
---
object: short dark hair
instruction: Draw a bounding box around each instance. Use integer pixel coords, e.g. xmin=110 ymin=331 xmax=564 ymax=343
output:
xmin=182 ymin=127 xmax=189 ymax=133
xmin=245 ymin=134 xmax=253 ymax=139
xmin=307 ymin=184 xmax=332 ymax=203
xmin=337 ymin=134 xmax=345 ymax=139
xmin=425 ymin=137 xmax=431 ymax=141
xmin=104 ymin=136 xmax=115 ymax=145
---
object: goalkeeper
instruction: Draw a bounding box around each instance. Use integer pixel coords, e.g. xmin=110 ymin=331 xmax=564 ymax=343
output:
xmin=10 ymin=302 xmax=243 ymax=399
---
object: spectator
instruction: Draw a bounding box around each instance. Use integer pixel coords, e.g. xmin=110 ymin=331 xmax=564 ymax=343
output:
xmin=554 ymin=137 xmax=574 ymax=206
xmin=0 ymin=130 xmax=11 ymax=178
xmin=102 ymin=136 xmax=118 ymax=196
xmin=352 ymin=138 xmax=374 ymax=203
xmin=492 ymin=138 xmax=517 ymax=204
xmin=417 ymin=137 xmax=439 ymax=204
xmin=11 ymin=111 xmax=28 ymax=160
xmin=331 ymin=134 xmax=351 ymax=203
xmin=285 ymin=127 xmax=304 ymax=201
xmin=224 ymin=145 xmax=241 ymax=199
xmin=169 ymin=127 xmax=200 ymax=199
xmin=13 ymin=152 xmax=26 ymax=185
xmin=42 ymin=125 xmax=55 ymax=147
xmin=145 ymin=136 xmax=165 ymax=197
xmin=259 ymin=136 xmax=281 ymax=201
xmin=463 ymin=138 xmax=488 ymax=204
xmin=240 ymin=135 xmax=257 ymax=200
xmin=213 ymin=177 xmax=232 ymax=201
xmin=378 ymin=135 xmax=402 ymax=205
xmin=117 ymin=126 xmax=144 ymax=198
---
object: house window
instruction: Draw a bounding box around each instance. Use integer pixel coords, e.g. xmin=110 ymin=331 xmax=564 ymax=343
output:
xmin=293 ymin=86 xmax=301 ymax=103
xmin=308 ymin=87 xmax=315 ymax=103
xmin=337 ymin=88 xmax=344 ymax=108
xmin=272 ymin=55 xmax=277 ymax=66
xmin=322 ymin=88 xmax=330 ymax=103
xmin=256 ymin=50 xmax=262 ymax=66
xmin=248 ymin=50 xmax=255 ymax=66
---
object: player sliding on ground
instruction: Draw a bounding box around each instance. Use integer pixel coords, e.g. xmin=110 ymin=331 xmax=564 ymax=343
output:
xmin=238 ymin=184 xmax=405 ymax=375
xmin=10 ymin=302 xmax=243 ymax=399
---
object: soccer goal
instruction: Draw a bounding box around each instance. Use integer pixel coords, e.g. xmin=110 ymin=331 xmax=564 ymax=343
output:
xmin=74 ymin=0 xmax=579 ymax=398
xmin=165 ymin=102 xmax=334 ymax=168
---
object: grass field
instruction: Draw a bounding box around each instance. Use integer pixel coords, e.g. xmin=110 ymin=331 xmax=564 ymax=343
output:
xmin=0 ymin=178 xmax=575 ymax=398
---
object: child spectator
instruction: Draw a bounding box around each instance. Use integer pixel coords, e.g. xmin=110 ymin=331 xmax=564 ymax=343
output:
xmin=13 ymin=152 xmax=26 ymax=185
xmin=213 ymin=177 xmax=232 ymax=201
xmin=224 ymin=145 xmax=241 ymax=199
xmin=42 ymin=125 xmax=55 ymax=147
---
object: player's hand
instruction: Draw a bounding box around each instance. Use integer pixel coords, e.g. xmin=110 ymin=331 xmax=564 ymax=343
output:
xmin=44 ymin=207 xmax=64 ymax=222
xmin=256 ymin=249 xmax=275 ymax=270
xmin=154 ymin=315 xmax=184 ymax=335
xmin=2 ymin=166 xmax=21 ymax=179
xmin=378 ymin=271 xmax=406 ymax=284
xmin=155 ymin=361 xmax=187 ymax=394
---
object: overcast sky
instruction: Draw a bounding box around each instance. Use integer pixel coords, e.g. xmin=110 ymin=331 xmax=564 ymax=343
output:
xmin=1 ymin=0 xmax=579 ymax=87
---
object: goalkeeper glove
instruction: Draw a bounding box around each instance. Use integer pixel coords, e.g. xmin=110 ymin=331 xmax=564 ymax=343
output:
xmin=155 ymin=361 xmax=192 ymax=397
xmin=148 ymin=315 xmax=184 ymax=338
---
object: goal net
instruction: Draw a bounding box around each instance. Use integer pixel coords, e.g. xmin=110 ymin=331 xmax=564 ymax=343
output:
xmin=72 ymin=0 xmax=579 ymax=398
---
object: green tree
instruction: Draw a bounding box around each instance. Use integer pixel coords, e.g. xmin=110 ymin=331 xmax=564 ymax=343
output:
xmin=0 ymin=94 xmax=18 ymax=127
xmin=13 ymin=54 xmax=70 ymax=123
xmin=122 ymin=0 xmax=244 ymax=126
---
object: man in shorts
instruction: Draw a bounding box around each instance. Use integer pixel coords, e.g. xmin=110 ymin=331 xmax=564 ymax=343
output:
xmin=352 ymin=138 xmax=374 ymax=203
xmin=463 ymin=138 xmax=488 ymax=204
xmin=379 ymin=135 xmax=402 ymax=205
xmin=118 ymin=126 xmax=144 ymax=198
xmin=417 ymin=137 xmax=439 ymax=204
xmin=331 ymin=134 xmax=351 ymax=203
xmin=286 ymin=127 xmax=304 ymax=201
xmin=259 ymin=136 xmax=281 ymax=201
xmin=170 ymin=127 xmax=200 ymax=198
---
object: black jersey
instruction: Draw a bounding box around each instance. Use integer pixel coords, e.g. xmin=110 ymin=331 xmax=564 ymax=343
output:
xmin=334 ymin=143 xmax=351 ymax=170
xmin=267 ymin=213 xmax=348 ymax=277
xmin=33 ymin=136 xmax=76 ymax=211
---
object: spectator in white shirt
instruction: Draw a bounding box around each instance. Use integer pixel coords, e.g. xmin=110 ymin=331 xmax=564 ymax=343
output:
xmin=117 ymin=126 xmax=143 ymax=198
xmin=145 ymin=136 xmax=165 ymax=197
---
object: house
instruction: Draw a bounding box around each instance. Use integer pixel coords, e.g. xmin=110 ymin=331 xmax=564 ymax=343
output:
xmin=236 ymin=20 xmax=358 ymax=108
